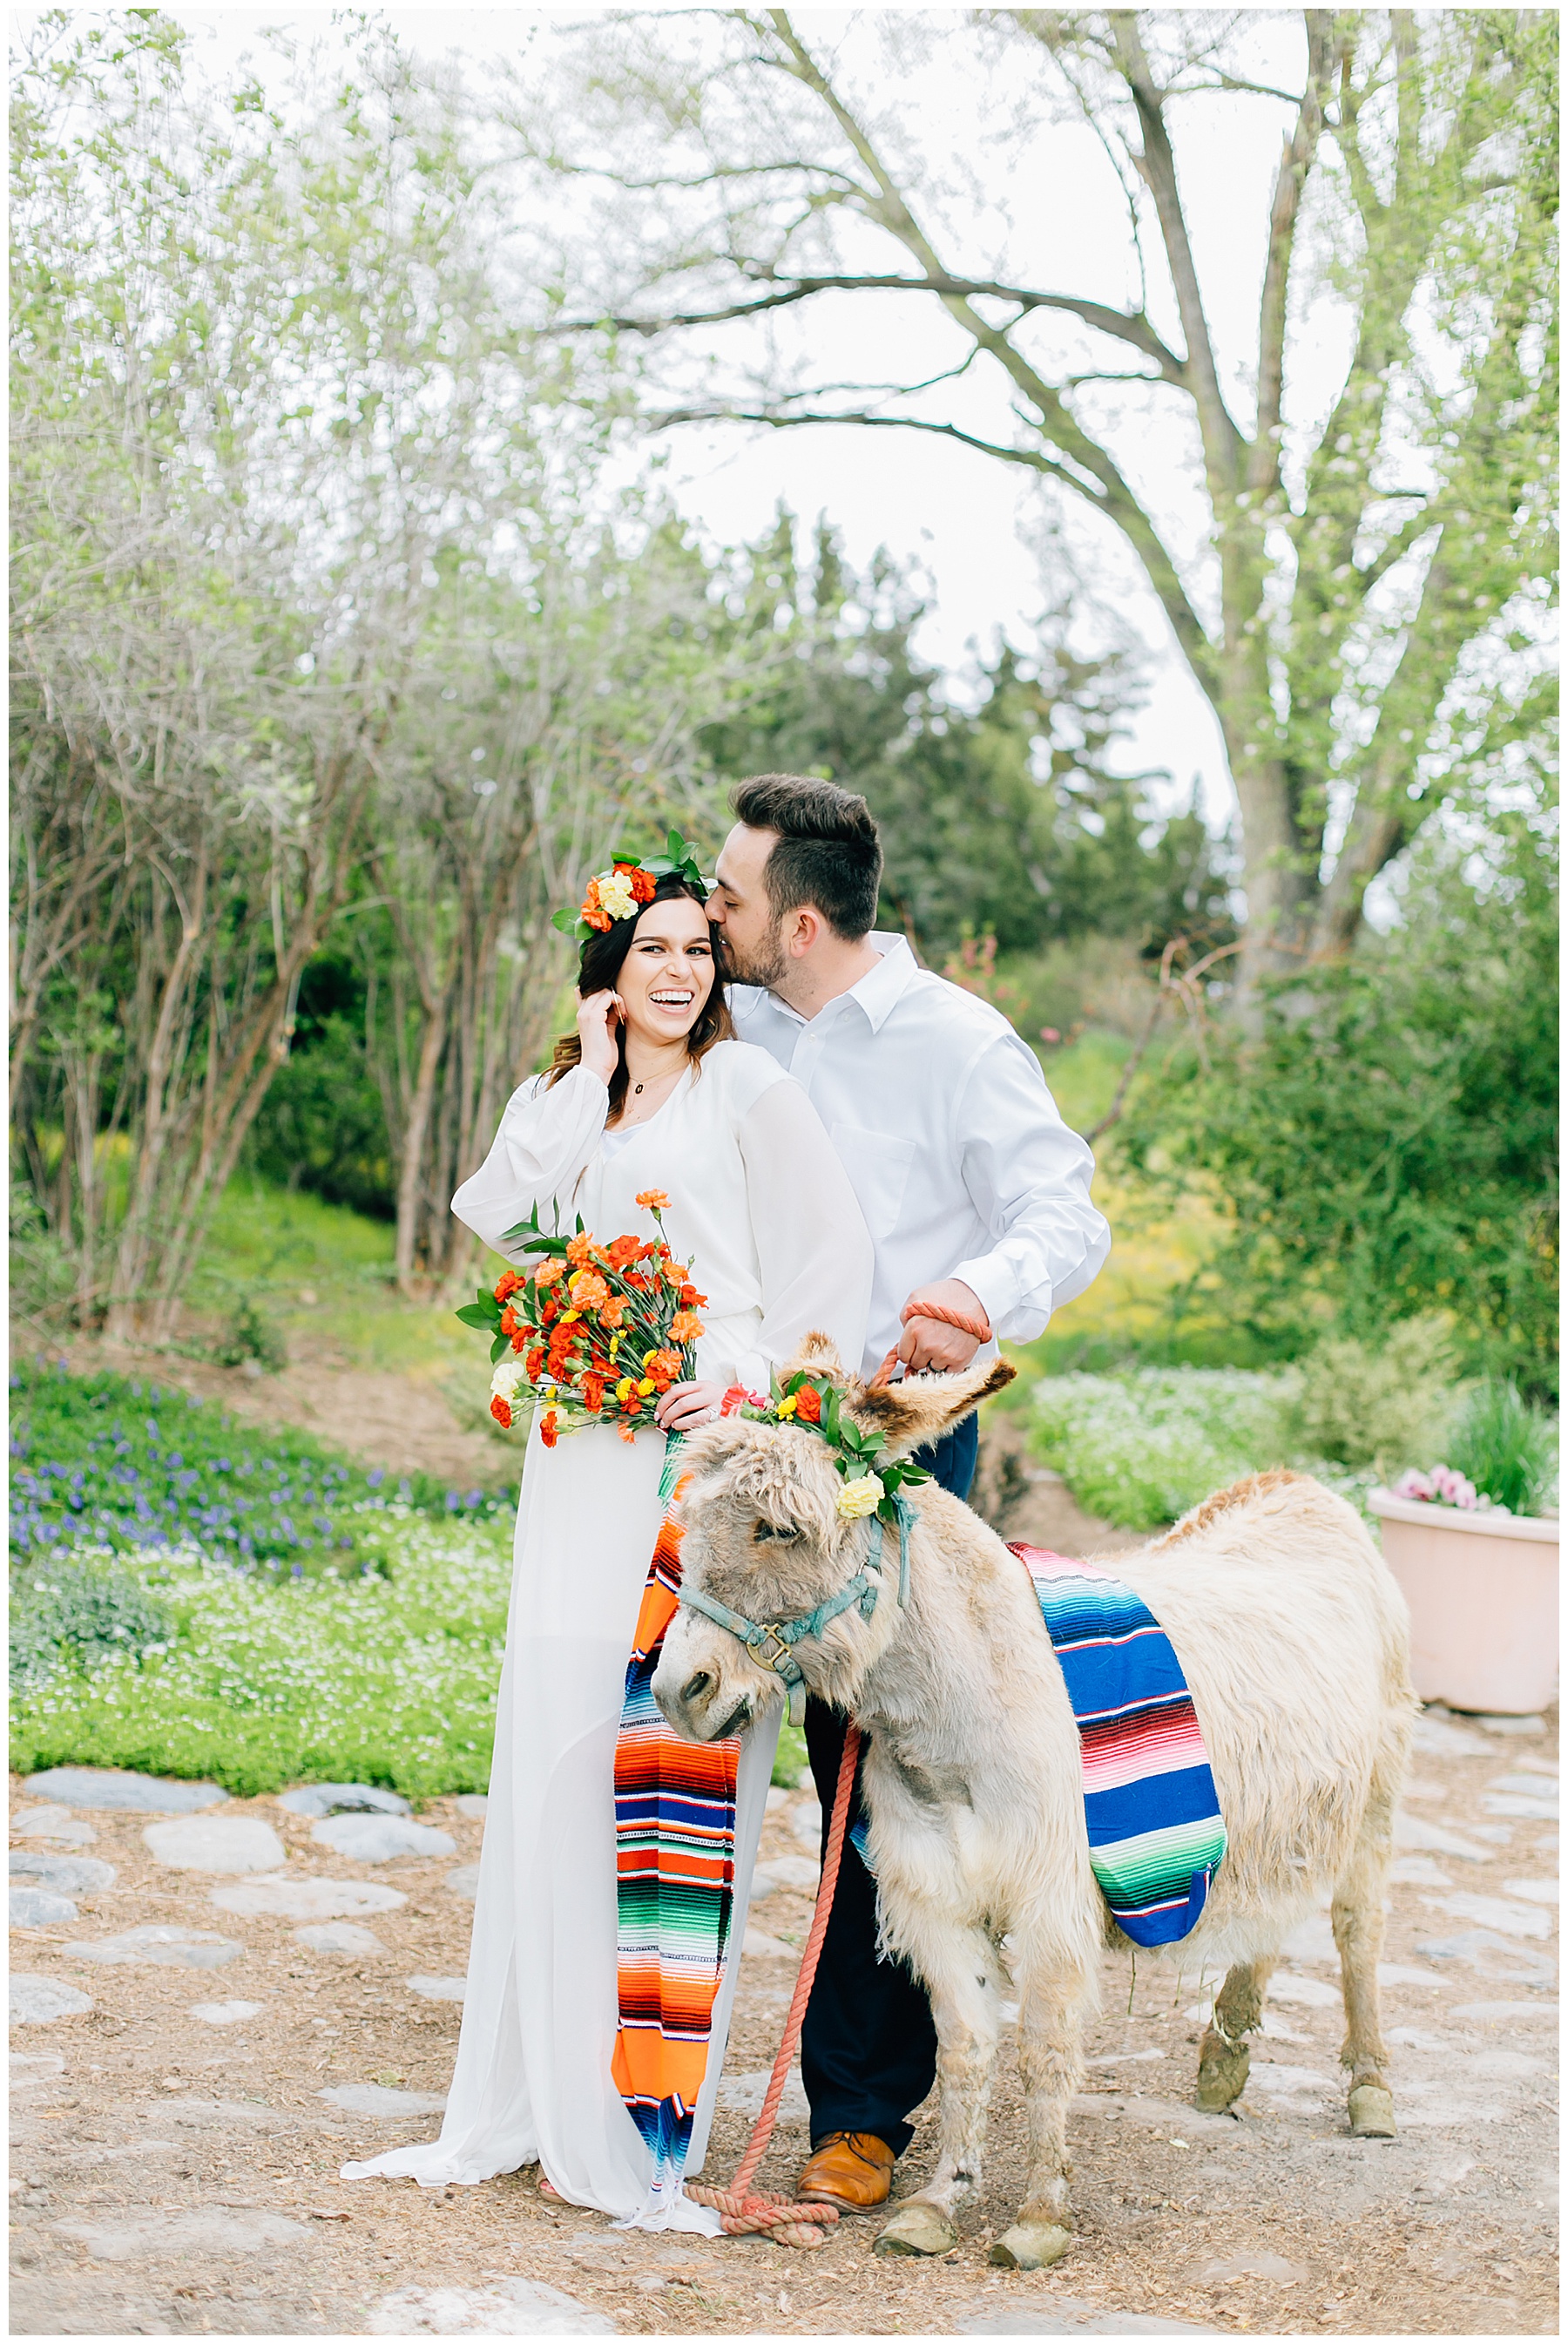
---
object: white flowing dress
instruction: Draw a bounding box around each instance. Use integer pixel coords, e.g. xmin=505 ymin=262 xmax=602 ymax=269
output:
xmin=341 ymin=1041 xmax=872 ymax=2231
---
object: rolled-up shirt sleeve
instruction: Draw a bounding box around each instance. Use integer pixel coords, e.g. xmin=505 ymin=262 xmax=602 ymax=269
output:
xmin=451 ymin=1065 xmax=608 ymax=1263
xmin=948 ymin=1033 xmax=1112 ymax=1344
xmin=731 ymin=1076 xmax=874 ymax=1394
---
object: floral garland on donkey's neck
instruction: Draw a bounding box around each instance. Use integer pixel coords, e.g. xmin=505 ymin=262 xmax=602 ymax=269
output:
xmin=456 ymin=1191 xmax=706 ymax=1446
xmin=729 ymin=1369 xmax=931 ymax=1527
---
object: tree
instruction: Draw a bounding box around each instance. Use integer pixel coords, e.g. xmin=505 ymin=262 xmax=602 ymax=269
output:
xmin=516 ymin=9 xmax=1557 ymax=1001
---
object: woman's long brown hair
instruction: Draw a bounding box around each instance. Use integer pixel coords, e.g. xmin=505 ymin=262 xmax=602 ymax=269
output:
xmin=545 ymin=871 xmax=735 ymax=1123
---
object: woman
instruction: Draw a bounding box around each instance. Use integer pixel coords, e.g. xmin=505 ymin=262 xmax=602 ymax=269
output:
xmin=342 ymin=851 xmax=872 ymax=2232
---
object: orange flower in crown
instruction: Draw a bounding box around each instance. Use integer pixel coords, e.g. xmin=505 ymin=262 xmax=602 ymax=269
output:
xmin=552 ymin=832 xmax=713 ymax=945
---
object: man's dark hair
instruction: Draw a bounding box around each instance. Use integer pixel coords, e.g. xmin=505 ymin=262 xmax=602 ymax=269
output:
xmin=730 ymin=773 xmax=883 ymax=941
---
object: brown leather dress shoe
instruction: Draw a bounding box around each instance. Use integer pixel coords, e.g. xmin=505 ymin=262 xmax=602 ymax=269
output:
xmin=795 ymin=2130 xmax=896 ymax=2213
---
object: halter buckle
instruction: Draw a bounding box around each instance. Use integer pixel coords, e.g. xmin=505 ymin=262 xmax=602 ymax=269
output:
xmin=752 ymin=1626 xmax=791 ymax=1670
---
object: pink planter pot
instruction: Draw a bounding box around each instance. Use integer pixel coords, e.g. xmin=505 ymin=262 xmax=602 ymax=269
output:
xmin=1369 ymin=1488 xmax=1559 ymax=1715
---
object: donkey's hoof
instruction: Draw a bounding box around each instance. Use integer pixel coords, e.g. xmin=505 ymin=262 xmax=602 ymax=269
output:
xmin=1194 ymin=2027 xmax=1250 ymax=2112
xmin=1348 ymin=2084 xmax=1396 ymax=2137
xmin=991 ymin=2222 xmax=1071 ymax=2271
xmin=874 ymin=2202 xmax=958 ymax=2257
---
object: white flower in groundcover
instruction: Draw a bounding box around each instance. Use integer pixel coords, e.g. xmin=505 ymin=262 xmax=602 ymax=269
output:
xmin=836 ymin=1472 xmax=884 ymax=1521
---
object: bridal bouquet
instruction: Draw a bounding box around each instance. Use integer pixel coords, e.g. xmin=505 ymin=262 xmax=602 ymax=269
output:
xmin=456 ymin=1191 xmax=706 ymax=1447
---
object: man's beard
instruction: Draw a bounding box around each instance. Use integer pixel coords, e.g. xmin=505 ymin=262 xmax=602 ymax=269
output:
xmin=722 ymin=925 xmax=787 ymax=990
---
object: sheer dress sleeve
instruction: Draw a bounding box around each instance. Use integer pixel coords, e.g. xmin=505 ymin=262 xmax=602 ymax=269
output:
xmin=451 ymin=1066 xmax=607 ymax=1264
xmin=730 ymin=1075 xmax=874 ymax=1395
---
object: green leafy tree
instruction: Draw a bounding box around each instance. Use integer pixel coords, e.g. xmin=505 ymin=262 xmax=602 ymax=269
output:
xmin=519 ymin=8 xmax=1557 ymax=1002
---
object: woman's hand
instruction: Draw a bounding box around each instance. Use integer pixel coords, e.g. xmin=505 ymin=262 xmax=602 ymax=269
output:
xmin=653 ymin=1379 xmax=729 ymax=1433
xmin=576 ymin=989 xmax=622 ymax=1086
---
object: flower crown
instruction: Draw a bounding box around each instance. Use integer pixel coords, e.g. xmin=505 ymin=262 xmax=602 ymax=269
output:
xmin=552 ymin=830 xmax=712 ymax=945
xmin=733 ymin=1367 xmax=931 ymax=1526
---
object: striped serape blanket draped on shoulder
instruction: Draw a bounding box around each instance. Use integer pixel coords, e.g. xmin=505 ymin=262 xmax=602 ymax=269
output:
xmin=1007 ymin=1543 xmax=1227 ymax=1947
xmin=611 ymin=1430 xmax=742 ymax=2214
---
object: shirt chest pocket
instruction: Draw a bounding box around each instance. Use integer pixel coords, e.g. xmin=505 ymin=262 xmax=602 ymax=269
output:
xmin=829 ymin=1122 xmax=916 ymax=1245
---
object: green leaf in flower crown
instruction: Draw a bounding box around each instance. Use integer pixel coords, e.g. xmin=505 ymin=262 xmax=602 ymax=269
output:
xmin=551 ymin=905 xmax=579 ymax=936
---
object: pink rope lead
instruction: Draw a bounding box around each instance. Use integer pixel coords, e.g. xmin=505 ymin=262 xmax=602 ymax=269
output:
xmin=685 ymin=1719 xmax=864 ymax=2246
xmin=869 ymin=1298 xmax=994 ymax=1392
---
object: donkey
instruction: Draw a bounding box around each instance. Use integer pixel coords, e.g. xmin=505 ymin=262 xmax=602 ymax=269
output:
xmin=653 ymin=1338 xmax=1416 ymax=2269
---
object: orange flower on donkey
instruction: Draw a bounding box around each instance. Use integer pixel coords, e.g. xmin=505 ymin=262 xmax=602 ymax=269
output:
xmin=794 ymin=1384 xmax=823 ymax=1426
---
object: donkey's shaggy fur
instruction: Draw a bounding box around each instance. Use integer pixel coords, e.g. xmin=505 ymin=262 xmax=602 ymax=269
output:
xmin=655 ymin=1340 xmax=1416 ymax=2266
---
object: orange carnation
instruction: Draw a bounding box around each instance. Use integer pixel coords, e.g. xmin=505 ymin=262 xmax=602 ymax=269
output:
xmin=526 ymin=1346 xmax=544 ymax=1379
xmin=582 ymin=1374 xmax=605 ymax=1414
xmin=566 ymin=1233 xmax=595 ymax=1266
xmin=678 ymin=1283 xmax=706 ymax=1308
xmin=635 ymin=1189 xmax=670 ymax=1212
xmin=645 ymin=1348 xmax=681 ymax=1387
xmin=539 ymin=1409 xmax=558 ymax=1447
xmin=490 ymin=1395 xmax=513 ymax=1430
xmin=569 ymin=1269 xmax=610 ymax=1311
xmin=494 ymin=1270 xmax=524 ymax=1304
xmin=533 ymin=1258 xmax=564 ymax=1287
xmin=669 ymin=1310 xmax=704 ymax=1345
xmin=794 ymin=1384 xmax=822 ymax=1425
xmin=599 ymin=1296 xmax=625 ymax=1330
xmin=606 ymin=1234 xmax=640 ymax=1271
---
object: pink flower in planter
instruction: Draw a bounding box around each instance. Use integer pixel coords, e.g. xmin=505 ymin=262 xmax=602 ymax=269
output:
xmin=1395 ymin=1464 xmax=1481 ymax=1510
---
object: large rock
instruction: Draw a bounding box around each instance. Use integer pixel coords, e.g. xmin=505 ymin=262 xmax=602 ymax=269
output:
xmin=211 ymin=1875 xmax=405 ymax=1921
xmin=368 ymin=2279 xmax=615 ymax=2334
xmin=69 ymin=1924 xmax=244 ymax=1969
xmin=52 ymin=2208 xmax=310 ymax=2261
xmin=296 ymin=1922 xmax=387 ymax=1955
xmin=789 ymin=1802 xmax=823 ymax=1849
xmin=444 ymin=1866 xmax=482 ymax=1901
xmin=751 ymin=1856 xmax=820 ymax=1896
xmin=11 ymin=1887 xmax=78 ymax=1927
xmin=10 ymin=1975 xmax=93 ymax=2024
xmin=454 ymin=1794 xmax=489 ymax=1819
xmin=144 ymin=1817 xmax=286 ymax=1875
xmin=24 ymin=1767 xmax=226 ymax=1812
xmin=10 ymin=1852 xmax=116 ymax=1894
xmin=319 ymin=2081 xmax=447 ymax=2116
xmin=311 ymin=1815 xmax=456 ymax=1863
xmin=278 ymin=1783 xmax=411 ymax=1819
xmin=10 ymin=1805 xmax=96 ymax=1845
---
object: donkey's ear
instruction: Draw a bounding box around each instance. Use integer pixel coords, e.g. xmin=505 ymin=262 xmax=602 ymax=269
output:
xmin=845 ymin=1356 xmax=1016 ymax=1458
xmin=779 ymin=1330 xmax=849 ymax=1386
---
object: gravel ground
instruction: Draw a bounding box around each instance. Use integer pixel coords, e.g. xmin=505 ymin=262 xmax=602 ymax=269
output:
xmin=10 ymin=1703 xmax=1558 ymax=2338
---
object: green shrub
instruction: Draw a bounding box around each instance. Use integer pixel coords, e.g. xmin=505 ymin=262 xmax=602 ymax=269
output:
xmin=1447 ymin=1380 xmax=1558 ymax=1516
xmin=772 ymin=1721 xmax=810 ymax=1791
xmin=1288 ymin=1315 xmax=1460 ymax=1476
xmin=10 ymin=1555 xmax=173 ymax=1684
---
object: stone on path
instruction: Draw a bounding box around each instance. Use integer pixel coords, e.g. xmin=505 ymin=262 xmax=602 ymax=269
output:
xmin=1281 ymin=1910 xmax=1337 ymax=1962
xmin=10 ymin=1805 xmax=96 ymax=1845
xmin=408 ymin=1975 xmax=467 ymax=2002
xmin=750 ymin=1856 xmax=819 ymax=1896
xmin=1415 ymin=1927 xmax=1556 ymax=1979
xmin=52 ymin=2208 xmax=309 ymax=2260
xmin=212 ymin=1874 xmax=405 ymax=1921
xmin=1411 ymin=1713 xmax=1495 ymax=1758
xmin=10 ymin=1851 xmax=116 ymax=1893
xmin=1423 ymin=1891 xmax=1553 ymax=1939
xmin=10 ymin=1975 xmax=93 ymax=2024
xmin=454 ymin=1793 xmax=489 ymax=1818
xmin=312 ymin=1814 xmax=456 ymax=1862
xmin=368 ymin=2278 xmax=615 ymax=2334
xmin=1451 ymin=1997 xmax=1558 ymax=2022
xmin=1196 ymin=2253 xmax=1308 ymax=2286
xmin=24 ymin=1767 xmax=227 ymax=1812
xmin=958 ymin=2303 xmax=1215 ymax=2336
xmin=320 ymin=2081 xmax=447 ymax=2115
xmin=717 ymin=2067 xmax=809 ymax=2122
xmin=1394 ymin=1812 xmax=1494 ymax=1862
xmin=1505 ymin=1878 xmax=1559 ymax=1903
xmin=12 ymin=2049 xmax=66 ymax=2086
xmin=297 ymin=1922 xmax=388 ymax=1956
xmin=191 ymin=1999 xmax=266 ymax=2025
xmin=1265 ymin=1970 xmax=1341 ymax=2008
xmin=1484 ymin=1792 xmax=1559 ymax=1820
xmin=445 ymin=1866 xmax=482 ymax=1900
xmin=279 ymin=1783 xmax=411 ymax=1819
xmin=144 ymin=1816 xmax=286 ymax=1874
xmin=10 ymin=1886 xmax=78 ymax=1927
xmin=70 ymin=1924 xmax=244 ymax=1969
xmin=1390 ymin=1857 xmax=1454 ymax=1887
xmin=789 ymin=1802 xmax=823 ymax=1848
xmin=1475 ymin=1713 xmax=1548 ymax=1736
xmin=742 ymin=1926 xmax=801 ymax=1961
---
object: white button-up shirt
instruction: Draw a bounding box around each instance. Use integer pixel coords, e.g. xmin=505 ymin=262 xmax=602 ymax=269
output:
xmin=730 ymin=934 xmax=1112 ymax=1379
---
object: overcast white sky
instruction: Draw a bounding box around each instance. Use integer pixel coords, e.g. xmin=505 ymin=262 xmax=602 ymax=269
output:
xmin=16 ymin=3 xmax=1355 ymax=840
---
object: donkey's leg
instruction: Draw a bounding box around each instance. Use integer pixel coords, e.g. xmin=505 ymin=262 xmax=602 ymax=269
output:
xmin=989 ymin=1953 xmax=1092 ymax=2270
xmin=1334 ymin=1764 xmax=1399 ymax=2137
xmin=1194 ymin=1955 xmax=1276 ymax=2112
xmin=875 ymin=1921 xmax=1001 ymax=2258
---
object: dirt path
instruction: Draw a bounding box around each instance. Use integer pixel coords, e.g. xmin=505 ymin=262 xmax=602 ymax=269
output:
xmin=10 ymin=1708 xmax=1558 ymax=2337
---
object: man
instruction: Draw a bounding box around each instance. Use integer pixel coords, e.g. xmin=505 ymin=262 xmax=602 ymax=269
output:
xmin=708 ymin=771 xmax=1111 ymax=2215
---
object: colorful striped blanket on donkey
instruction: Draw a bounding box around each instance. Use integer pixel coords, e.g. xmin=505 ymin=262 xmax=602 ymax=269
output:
xmin=1007 ymin=1543 xmax=1227 ymax=1945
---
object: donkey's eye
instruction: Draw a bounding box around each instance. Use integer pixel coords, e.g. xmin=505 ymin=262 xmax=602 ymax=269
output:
xmin=752 ymin=1519 xmax=799 ymax=1544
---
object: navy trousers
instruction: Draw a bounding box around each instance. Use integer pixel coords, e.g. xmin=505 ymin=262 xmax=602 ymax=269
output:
xmin=799 ymin=1410 xmax=979 ymax=2155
